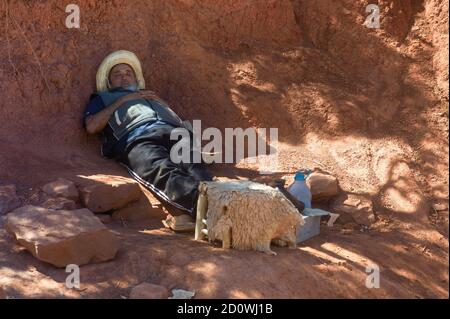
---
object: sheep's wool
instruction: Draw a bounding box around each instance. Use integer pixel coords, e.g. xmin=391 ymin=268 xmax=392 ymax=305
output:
xmin=204 ymin=180 xmax=304 ymax=254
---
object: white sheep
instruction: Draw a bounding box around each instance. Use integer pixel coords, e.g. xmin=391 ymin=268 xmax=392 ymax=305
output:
xmin=196 ymin=180 xmax=304 ymax=255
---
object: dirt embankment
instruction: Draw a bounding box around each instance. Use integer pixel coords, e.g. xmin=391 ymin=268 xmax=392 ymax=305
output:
xmin=0 ymin=0 xmax=448 ymax=298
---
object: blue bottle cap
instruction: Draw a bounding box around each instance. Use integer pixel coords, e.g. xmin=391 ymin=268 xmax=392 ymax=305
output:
xmin=294 ymin=172 xmax=306 ymax=181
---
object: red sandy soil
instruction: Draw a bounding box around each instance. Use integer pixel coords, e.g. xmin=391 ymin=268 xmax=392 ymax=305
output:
xmin=0 ymin=0 xmax=448 ymax=298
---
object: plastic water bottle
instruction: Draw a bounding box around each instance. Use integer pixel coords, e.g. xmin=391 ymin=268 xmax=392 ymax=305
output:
xmin=287 ymin=171 xmax=312 ymax=209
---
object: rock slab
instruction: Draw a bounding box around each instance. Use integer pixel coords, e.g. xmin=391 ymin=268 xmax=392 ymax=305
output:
xmin=42 ymin=178 xmax=79 ymax=201
xmin=306 ymin=172 xmax=339 ymax=201
xmin=5 ymin=205 xmax=120 ymax=267
xmin=80 ymin=176 xmax=141 ymax=213
xmin=332 ymin=193 xmax=375 ymax=226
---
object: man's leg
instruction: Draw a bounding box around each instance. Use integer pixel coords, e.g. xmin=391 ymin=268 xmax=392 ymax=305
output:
xmin=122 ymin=140 xmax=211 ymax=216
xmin=184 ymin=162 xmax=213 ymax=182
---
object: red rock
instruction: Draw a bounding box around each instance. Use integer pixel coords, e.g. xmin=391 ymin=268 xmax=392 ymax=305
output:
xmin=97 ymin=214 xmax=113 ymax=224
xmin=42 ymin=197 xmax=77 ymax=210
xmin=306 ymin=172 xmax=339 ymax=201
xmin=332 ymin=193 xmax=375 ymax=226
xmin=112 ymin=197 xmax=162 ymax=222
xmin=5 ymin=205 xmax=120 ymax=268
xmin=0 ymin=184 xmax=21 ymax=215
xmin=42 ymin=178 xmax=79 ymax=201
xmin=129 ymin=283 xmax=169 ymax=299
xmin=80 ymin=175 xmax=141 ymax=213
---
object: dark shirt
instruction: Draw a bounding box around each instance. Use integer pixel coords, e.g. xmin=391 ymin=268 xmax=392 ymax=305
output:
xmin=83 ymin=88 xmax=176 ymax=159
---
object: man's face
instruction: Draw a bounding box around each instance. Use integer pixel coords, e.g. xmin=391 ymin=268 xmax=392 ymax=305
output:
xmin=108 ymin=63 xmax=137 ymax=89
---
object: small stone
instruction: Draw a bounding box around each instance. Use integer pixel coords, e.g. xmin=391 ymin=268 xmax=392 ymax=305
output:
xmin=80 ymin=175 xmax=141 ymax=213
xmin=42 ymin=178 xmax=79 ymax=201
xmin=306 ymin=172 xmax=339 ymax=201
xmin=113 ymin=199 xmax=163 ymax=223
xmin=332 ymin=193 xmax=375 ymax=226
xmin=5 ymin=205 xmax=120 ymax=268
xmin=129 ymin=283 xmax=169 ymax=299
xmin=42 ymin=197 xmax=77 ymax=210
xmin=0 ymin=184 xmax=21 ymax=215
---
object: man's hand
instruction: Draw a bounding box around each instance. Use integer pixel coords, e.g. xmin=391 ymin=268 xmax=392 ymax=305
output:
xmin=119 ymin=92 xmax=141 ymax=104
xmin=139 ymin=90 xmax=167 ymax=104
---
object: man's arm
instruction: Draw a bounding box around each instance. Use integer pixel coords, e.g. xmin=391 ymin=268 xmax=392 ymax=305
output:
xmin=85 ymin=93 xmax=140 ymax=135
xmin=139 ymin=90 xmax=168 ymax=105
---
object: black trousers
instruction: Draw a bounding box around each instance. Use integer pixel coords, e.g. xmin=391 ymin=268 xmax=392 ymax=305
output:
xmin=119 ymin=124 xmax=213 ymax=217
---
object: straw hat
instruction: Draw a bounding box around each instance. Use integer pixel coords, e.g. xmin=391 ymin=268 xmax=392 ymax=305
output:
xmin=96 ymin=50 xmax=146 ymax=92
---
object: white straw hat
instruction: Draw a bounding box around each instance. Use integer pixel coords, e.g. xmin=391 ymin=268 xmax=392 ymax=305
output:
xmin=96 ymin=50 xmax=146 ymax=92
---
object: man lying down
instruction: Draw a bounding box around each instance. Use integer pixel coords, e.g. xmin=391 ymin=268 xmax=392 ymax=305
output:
xmin=83 ymin=50 xmax=213 ymax=231
xmin=84 ymin=50 xmax=308 ymax=232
